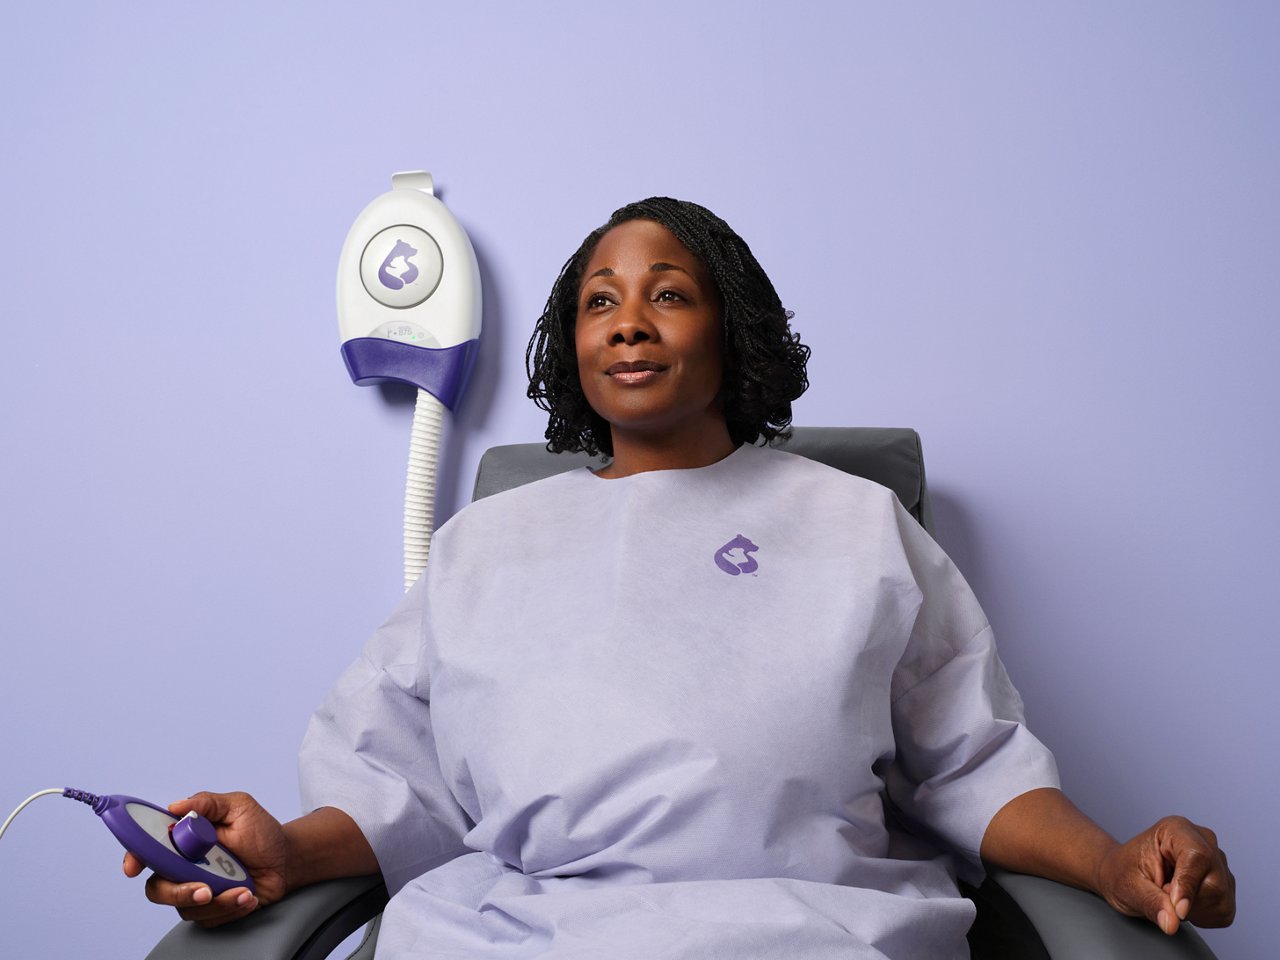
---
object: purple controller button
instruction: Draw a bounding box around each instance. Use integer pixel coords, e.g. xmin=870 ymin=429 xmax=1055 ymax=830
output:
xmin=171 ymin=813 xmax=218 ymax=861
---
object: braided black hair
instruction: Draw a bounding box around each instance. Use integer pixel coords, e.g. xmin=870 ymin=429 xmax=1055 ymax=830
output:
xmin=525 ymin=197 xmax=810 ymax=457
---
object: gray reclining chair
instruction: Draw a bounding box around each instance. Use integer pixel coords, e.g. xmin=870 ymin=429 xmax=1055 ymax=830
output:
xmin=147 ymin=427 xmax=1218 ymax=960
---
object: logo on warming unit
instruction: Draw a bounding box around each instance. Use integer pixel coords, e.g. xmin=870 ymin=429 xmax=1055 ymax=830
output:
xmin=378 ymin=239 xmax=421 ymax=290
xmin=714 ymin=534 xmax=760 ymax=576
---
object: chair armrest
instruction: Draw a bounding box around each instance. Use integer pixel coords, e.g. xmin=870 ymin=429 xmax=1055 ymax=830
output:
xmin=144 ymin=875 xmax=388 ymax=960
xmin=987 ymin=869 xmax=1218 ymax=960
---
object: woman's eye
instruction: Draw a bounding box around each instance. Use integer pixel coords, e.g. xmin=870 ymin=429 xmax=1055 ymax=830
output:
xmin=655 ymin=289 xmax=684 ymax=302
xmin=584 ymin=293 xmax=611 ymax=309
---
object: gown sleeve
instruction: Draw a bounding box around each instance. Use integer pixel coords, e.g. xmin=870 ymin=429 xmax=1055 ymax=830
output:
xmin=882 ymin=499 xmax=1060 ymax=877
xmin=296 ymin=575 xmax=473 ymax=895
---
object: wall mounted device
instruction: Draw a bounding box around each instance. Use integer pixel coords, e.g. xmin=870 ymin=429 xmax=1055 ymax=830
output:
xmin=336 ymin=171 xmax=483 ymax=590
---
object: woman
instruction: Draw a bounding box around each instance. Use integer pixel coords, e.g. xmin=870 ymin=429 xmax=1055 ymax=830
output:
xmin=131 ymin=199 xmax=1235 ymax=957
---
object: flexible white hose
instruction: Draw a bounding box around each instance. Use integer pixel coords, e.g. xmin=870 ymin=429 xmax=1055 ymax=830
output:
xmin=404 ymin=389 xmax=445 ymax=591
xmin=0 ymin=789 xmax=63 ymax=842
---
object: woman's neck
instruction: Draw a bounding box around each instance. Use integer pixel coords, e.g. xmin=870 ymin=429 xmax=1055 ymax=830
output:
xmin=595 ymin=422 xmax=737 ymax=479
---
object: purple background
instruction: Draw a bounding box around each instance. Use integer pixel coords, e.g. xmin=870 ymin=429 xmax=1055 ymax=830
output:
xmin=1 ymin=3 xmax=1273 ymax=956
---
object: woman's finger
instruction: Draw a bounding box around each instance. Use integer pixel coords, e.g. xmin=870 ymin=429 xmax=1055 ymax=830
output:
xmin=167 ymin=791 xmax=234 ymax=823
xmin=1167 ymin=843 xmax=1212 ymax=915
xmin=143 ymin=874 xmax=213 ymax=908
xmin=1187 ymin=851 xmax=1237 ymax=927
xmin=1154 ymin=818 xmax=1235 ymax=929
xmin=122 ymin=851 xmax=146 ymax=878
xmin=176 ymin=887 xmax=259 ymax=928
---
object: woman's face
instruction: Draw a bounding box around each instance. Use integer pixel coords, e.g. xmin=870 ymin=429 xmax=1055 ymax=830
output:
xmin=574 ymin=219 xmax=726 ymax=447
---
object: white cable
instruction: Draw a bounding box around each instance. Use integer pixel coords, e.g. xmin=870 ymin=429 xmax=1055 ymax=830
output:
xmin=0 ymin=789 xmax=63 ymax=843
xmin=404 ymin=389 xmax=445 ymax=591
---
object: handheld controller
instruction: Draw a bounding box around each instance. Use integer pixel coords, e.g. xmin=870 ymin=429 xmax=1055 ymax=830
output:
xmin=70 ymin=789 xmax=255 ymax=896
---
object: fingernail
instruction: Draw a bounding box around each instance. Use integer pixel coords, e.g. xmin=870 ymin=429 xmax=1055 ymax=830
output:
xmin=1177 ymin=898 xmax=1190 ymax=920
xmin=1158 ymin=909 xmax=1171 ymax=934
xmin=192 ymin=887 xmax=212 ymax=904
xmin=236 ymin=891 xmax=256 ymax=907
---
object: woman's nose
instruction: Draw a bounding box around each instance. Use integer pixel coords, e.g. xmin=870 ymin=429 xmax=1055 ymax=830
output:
xmin=608 ymin=300 xmax=657 ymax=345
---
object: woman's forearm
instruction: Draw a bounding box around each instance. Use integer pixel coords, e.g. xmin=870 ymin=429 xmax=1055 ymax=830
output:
xmin=979 ymin=786 xmax=1118 ymax=894
xmin=281 ymin=806 xmax=381 ymax=893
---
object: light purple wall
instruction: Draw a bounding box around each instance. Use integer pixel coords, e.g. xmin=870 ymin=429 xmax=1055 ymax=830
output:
xmin=1 ymin=3 xmax=1272 ymax=956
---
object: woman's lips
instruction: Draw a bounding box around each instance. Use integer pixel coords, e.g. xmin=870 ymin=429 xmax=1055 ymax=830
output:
xmin=610 ymin=369 xmax=662 ymax=384
xmin=606 ymin=360 xmax=666 ymax=384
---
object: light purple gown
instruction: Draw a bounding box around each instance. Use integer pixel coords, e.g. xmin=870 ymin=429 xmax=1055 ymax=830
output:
xmin=299 ymin=444 xmax=1059 ymax=958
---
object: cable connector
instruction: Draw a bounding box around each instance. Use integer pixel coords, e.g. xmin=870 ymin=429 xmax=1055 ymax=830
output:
xmin=62 ymin=788 xmax=103 ymax=811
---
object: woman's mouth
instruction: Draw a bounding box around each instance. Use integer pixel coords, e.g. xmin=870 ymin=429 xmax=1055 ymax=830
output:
xmin=606 ymin=360 xmax=667 ymax=384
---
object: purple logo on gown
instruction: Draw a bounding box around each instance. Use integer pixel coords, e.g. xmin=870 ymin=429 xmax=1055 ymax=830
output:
xmin=714 ymin=534 xmax=759 ymax=576
xmin=378 ymin=239 xmax=421 ymax=290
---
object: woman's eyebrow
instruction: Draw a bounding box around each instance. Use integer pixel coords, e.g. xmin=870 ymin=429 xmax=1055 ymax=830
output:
xmin=586 ymin=263 xmax=691 ymax=279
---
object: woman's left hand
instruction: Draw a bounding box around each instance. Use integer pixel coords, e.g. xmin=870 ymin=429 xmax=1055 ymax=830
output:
xmin=1095 ymin=816 xmax=1235 ymax=935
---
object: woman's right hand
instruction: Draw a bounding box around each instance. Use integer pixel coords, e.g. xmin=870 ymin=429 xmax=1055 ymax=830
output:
xmin=123 ymin=791 xmax=289 ymax=928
